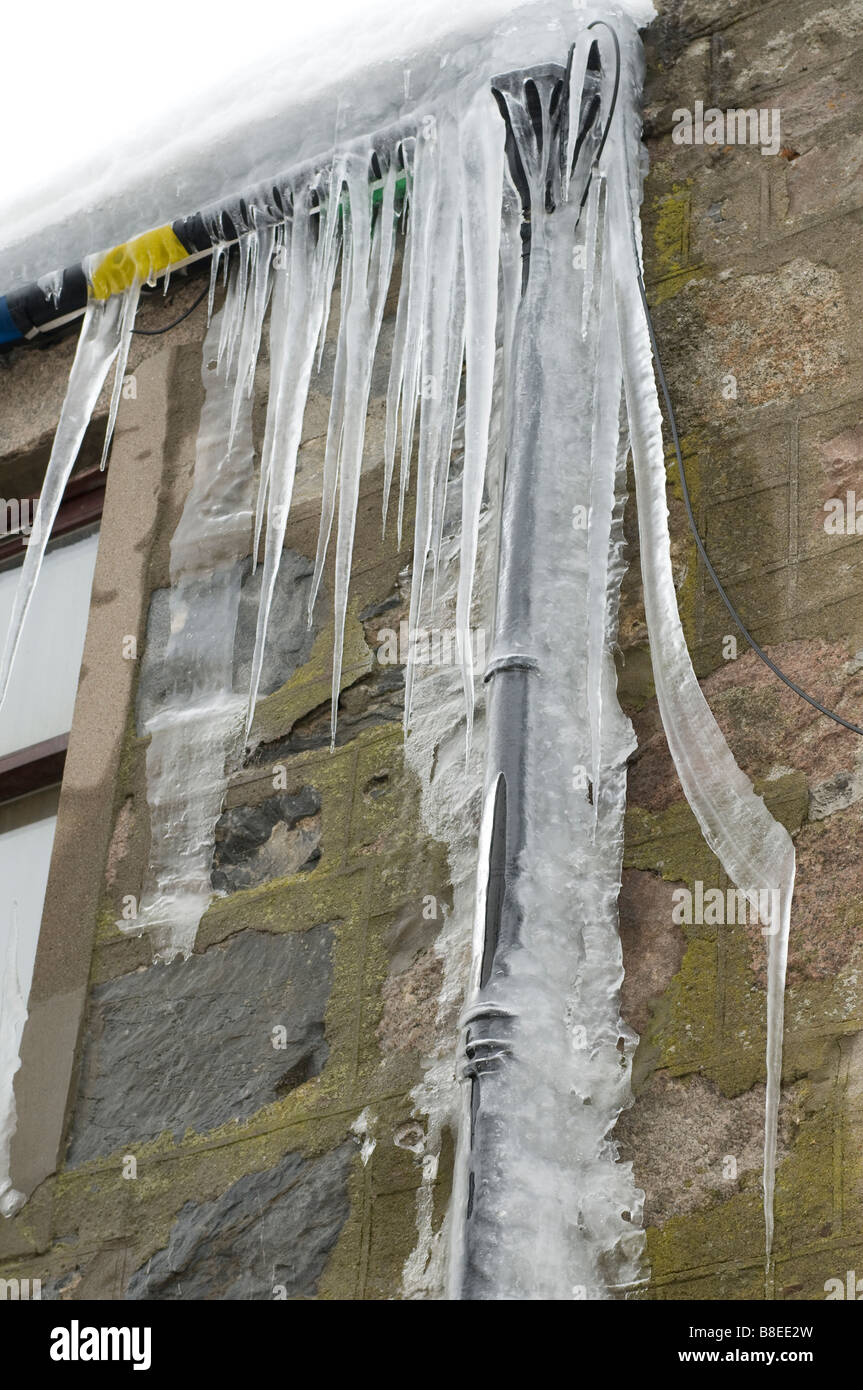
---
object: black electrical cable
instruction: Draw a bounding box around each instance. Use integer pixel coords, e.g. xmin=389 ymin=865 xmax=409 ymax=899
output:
xmin=586 ymin=20 xmax=621 ymax=185
xmin=131 ymin=282 xmax=209 ymax=336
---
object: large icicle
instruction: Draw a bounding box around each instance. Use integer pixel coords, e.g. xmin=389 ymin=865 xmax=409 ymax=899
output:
xmin=604 ymin=25 xmax=795 ymax=1271
xmin=0 ymin=295 xmax=124 ymax=717
xmin=455 ymin=94 xmax=505 ymax=751
xmin=327 ymin=155 xmax=399 ymax=745
xmin=229 ymin=222 xmax=275 ymax=453
xmin=246 ymin=186 xmax=336 ymax=732
xmin=582 ymin=177 xmax=619 ymax=828
xmin=403 ymin=114 xmax=463 ymax=727
xmin=382 ymin=158 xmax=414 ymax=532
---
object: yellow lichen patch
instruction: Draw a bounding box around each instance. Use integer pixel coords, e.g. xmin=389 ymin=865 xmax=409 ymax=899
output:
xmin=644 ymin=183 xmax=709 ymax=305
xmin=249 ymin=600 xmax=374 ymax=748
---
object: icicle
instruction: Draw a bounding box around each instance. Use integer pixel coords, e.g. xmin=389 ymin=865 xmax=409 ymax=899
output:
xmin=371 ymin=161 xmax=400 ymax=374
xmin=247 ymin=180 xmax=342 ymax=734
xmin=606 ymin=75 xmax=794 ymax=1274
xmin=100 ymin=281 xmax=142 ymax=471
xmin=581 ymin=172 xmax=604 ymax=338
xmin=305 ymin=153 xmax=400 ymax=728
xmin=251 ymin=222 xmax=289 ymax=572
xmin=207 ymin=243 xmax=223 ymax=323
xmin=327 ymin=154 xmax=399 ymax=746
xmin=364 ymin=154 xmax=403 ymax=548
xmin=404 ymin=115 xmax=462 ymax=728
xmin=455 ymin=93 xmax=504 ymax=751
xmin=0 ymin=296 xmax=123 ymax=718
xmin=584 ymin=178 xmax=618 ymax=828
xmin=314 ymin=173 xmax=346 ymax=375
xmin=396 ymin=133 xmax=438 ymax=547
xmin=217 ymin=234 xmax=252 ymax=374
xmin=308 ymin=187 xmax=350 ymax=624
xmin=228 ymin=222 xmax=275 ymax=451
xmin=428 ymin=271 xmax=465 ymax=607
xmin=382 ymin=153 xmax=414 ymax=533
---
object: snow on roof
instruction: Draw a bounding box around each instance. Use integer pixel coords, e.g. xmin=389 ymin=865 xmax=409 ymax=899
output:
xmin=0 ymin=0 xmax=653 ymax=293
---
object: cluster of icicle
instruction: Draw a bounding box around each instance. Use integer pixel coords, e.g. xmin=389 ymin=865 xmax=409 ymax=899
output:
xmin=0 ymin=10 xmax=792 ymax=1293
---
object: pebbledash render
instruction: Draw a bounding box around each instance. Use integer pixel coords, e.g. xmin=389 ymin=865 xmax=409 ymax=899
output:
xmin=1 ymin=0 xmax=863 ymax=1302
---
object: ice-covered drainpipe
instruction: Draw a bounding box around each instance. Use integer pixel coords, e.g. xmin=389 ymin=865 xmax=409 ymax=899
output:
xmin=450 ymin=12 xmax=794 ymax=1299
xmin=450 ymin=25 xmax=644 ymax=1300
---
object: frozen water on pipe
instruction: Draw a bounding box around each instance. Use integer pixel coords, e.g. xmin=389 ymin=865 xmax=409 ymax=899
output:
xmin=402 ymin=393 xmax=496 ymax=1299
xmin=36 ymin=269 xmax=64 ymax=309
xmin=581 ymin=174 xmax=603 ymax=338
xmin=448 ymin=37 xmax=643 ymax=1294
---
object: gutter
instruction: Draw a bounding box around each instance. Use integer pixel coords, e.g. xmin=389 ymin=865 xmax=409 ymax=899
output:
xmin=0 ymin=158 xmax=407 ymax=348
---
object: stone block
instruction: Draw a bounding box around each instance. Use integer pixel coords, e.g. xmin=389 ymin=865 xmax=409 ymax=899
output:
xmin=125 ymin=1144 xmax=353 ymax=1299
xmin=67 ymin=926 xmax=334 ymax=1165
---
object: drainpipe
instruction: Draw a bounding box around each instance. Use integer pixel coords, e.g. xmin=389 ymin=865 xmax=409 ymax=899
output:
xmin=451 ymin=34 xmax=615 ymax=1301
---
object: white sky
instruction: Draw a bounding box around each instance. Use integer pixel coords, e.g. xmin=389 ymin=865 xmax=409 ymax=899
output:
xmin=0 ymin=0 xmax=391 ymax=210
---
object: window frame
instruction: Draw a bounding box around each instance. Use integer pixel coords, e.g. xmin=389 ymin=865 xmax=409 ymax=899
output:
xmin=0 ymin=465 xmax=105 ymax=804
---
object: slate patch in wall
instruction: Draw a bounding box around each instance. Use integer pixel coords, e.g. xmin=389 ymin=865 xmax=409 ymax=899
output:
xmin=232 ymin=552 xmax=316 ymax=698
xmin=67 ymin=926 xmax=333 ymax=1166
xmin=212 ymin=786 xmax=321 ymax=892
xmin=125 ymin=1144 xmax=354 ymax=1300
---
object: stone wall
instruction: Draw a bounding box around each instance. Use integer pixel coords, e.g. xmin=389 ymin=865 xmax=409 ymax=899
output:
xmin=1 ymin=0 xmax=862 ymax=1301
xmin=617 ymin=0 xmax=863 ymax=1300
